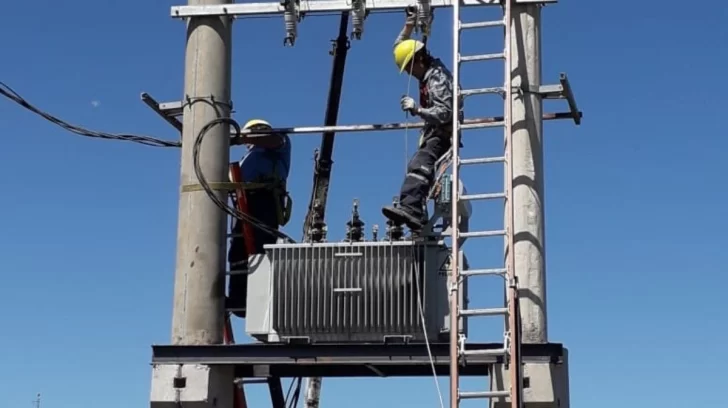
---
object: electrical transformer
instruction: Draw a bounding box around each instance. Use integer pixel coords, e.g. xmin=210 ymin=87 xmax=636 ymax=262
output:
xmin=245 ymin=240 xmax=462 ymax=343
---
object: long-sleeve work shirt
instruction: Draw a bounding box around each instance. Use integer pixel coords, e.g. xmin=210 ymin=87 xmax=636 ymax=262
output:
xmin=394 ymin=29 xmax=463 ymax=142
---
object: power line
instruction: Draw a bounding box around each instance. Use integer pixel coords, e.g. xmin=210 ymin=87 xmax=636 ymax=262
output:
xmin=0 ymin=81 xmax=181 ymax=148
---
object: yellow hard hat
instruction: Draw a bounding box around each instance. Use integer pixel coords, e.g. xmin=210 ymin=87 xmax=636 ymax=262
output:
xmin=243 ymin=119 xmax=272 ymax=130
xmin=393 ymin=39 xmax=425 ymax=74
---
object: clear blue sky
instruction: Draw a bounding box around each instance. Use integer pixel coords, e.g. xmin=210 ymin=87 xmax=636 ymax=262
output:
xmin=1 ymin=1 xmax=727 ymax=407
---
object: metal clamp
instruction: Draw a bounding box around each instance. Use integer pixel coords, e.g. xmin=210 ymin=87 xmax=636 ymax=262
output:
xmin=282 ymin=0 xmax=302 ymax=46
xmin=415 ymin=0 xmax=434 ymax=38
xmin=350 ymin=0 xmax=367 ymax=39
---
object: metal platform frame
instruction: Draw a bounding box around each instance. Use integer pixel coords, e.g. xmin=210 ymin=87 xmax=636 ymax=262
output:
xmin=150 ymin=0 xmax=581 ymax=408
xmin=152 ymin=342 xmax=565 ymax=378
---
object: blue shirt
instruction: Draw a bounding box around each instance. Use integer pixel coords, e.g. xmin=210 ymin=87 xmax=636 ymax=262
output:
xmin=239 ymin=134 xmax=291 ymax=183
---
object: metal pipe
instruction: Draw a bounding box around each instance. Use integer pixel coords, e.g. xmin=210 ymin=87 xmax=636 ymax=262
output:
xmin=449 ymin=0 xmax=462 ymax=405
xmin=229 ymin=112 xmax=575 ymax=139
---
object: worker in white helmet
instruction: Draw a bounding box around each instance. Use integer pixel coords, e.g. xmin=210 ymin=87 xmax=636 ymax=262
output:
xmin=382 ymin=9 xmax=462 ymax=232
xmin=227 ymin=119 xmax=292 ymax=317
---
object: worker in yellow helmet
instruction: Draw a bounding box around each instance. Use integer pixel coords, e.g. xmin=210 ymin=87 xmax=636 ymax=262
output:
xmin=382 ymin=9 xmax=462 ymax=232
xmin=226 ymin=119 xmax=291 ymax=318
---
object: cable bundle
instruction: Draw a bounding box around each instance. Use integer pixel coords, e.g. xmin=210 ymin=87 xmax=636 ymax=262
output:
xmin=0 ymin=82 xmax=181 ymax=148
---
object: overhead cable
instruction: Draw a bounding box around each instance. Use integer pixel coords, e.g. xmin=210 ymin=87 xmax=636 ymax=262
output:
xmin=0 ymin=81 xmax=181 ymax=148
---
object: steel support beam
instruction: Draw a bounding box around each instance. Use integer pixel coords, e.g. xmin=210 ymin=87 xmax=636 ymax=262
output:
xmin=171 ymin=0 xmax=557 ymax=18
xmin=267 ymin=377 xmax=286 ymax=408
xmin=151 ymin=343 xmax=564 ymax=378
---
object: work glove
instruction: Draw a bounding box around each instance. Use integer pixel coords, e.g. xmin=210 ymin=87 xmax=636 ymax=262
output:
xmin=400 ymin=96 xmax=418 ymax=115
xmin=405 ymin=7 xmax=417 ymax=26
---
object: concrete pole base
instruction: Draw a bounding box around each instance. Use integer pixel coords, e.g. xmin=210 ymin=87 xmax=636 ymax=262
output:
xmin=489 ymin=348 xmax=570 ymax=408
xmin=150 ymin=364 xmax=234 ymax=408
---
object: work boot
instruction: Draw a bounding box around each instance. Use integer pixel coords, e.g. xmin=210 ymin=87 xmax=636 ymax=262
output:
xmin=382 ymin=205 xmax=424 ymax=232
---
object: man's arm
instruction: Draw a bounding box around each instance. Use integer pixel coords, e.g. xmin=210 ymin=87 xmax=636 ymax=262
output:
xmin=394 ymin=10 xmax=417 ymax=47
xmin=246 ymin=134 xmax=285 ymax=149
xmin=416 ymin=70 xmax=453 ymax=126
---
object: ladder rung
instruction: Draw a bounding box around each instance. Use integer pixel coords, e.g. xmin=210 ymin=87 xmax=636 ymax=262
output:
xmin=460 ymin=156 xmax=505 ymax=165
xmin=460 ymin=229 xmax=506 ymax=238
xmin=460 ymin=121 xmax=503 ymax=130
xmin=460 ymin=53 xmax=505 ymax=63
xmin=459 ymin=20 xmax=504 ymax=30
xmin=227 ymin=308 xmax=246 ymax=312
xmin=460 ymin=192 xmax=505 ymax=201
xmin=461 ymin=87 xmax=504 ymax=97
xmin=459 ymin=390 xmax=510 ymax=399
xmin=226 ymin=270 xmax=248 ymax=276
xmin=460 ymin=307 xmax=508 ymax=317
xmin=462 ymin=348 xmax=508 ymax=357
xmin=462 ymin=268 xmax=506 ymax=277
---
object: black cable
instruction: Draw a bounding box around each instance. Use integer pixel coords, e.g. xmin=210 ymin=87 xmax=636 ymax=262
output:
xmin=192 ymin=117 xmax=295 ymax=243
xmin=0 ymin=81 xmax=180 ymax=148
xmin=283 ymin=378 xmax=296 ymax=406
xmin=288 ymin=377 xmax=302 ymax=408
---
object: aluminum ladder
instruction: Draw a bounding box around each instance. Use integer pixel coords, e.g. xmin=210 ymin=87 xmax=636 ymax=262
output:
xmin=448 ymin=1 xmax=523 ymax=408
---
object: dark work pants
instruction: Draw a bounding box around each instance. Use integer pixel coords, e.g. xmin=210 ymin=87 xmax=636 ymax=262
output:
xmin=227 ymin=189 xmax=279 ymax=312
xmin=398 ymin=133 xmax=452 ymax=218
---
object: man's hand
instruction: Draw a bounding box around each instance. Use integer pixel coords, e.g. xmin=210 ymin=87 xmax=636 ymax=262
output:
xmin=400 ymin=96 xmax=418 ymax=115
xmin=405 ymin=6 xmax=417 ymax=26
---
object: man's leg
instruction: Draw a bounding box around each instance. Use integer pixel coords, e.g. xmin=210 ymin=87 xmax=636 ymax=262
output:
xmin=226 ymin=190 xmax=280 ymax=318
xmin=383 ymin=135 xmax=450 ymax=231
xmin=227 ymin=219 xmax=249 ymax=317
xmin=247 ymin=190 xmax=280 ymax=250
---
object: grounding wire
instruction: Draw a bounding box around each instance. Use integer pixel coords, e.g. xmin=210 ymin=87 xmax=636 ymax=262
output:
xmin=0 ymin=81 xmax=180 ymax=148
xmin=413 ymin=251 xmax=446 ymax=408
xmin=193 ymin=117 xmax=295 ymax=243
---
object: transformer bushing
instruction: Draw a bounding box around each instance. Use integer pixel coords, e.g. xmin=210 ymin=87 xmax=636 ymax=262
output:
xmin=308 ymin=200 xmax=327 ymax=243
xmin=344 ymin=199 xmax=365 ymax=242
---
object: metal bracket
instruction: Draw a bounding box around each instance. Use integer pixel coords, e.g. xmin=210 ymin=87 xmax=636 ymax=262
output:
xmin=525 ymin=73 xmax=581 ymax=125
xmin=170 ymin=0 xmax=558 ymax=19
xmin=141 ymin=93 xmax=183 ymax=132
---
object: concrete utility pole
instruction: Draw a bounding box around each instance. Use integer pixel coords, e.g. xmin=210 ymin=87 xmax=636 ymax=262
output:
xmin=509 ymin=3 xmax=547 ymax=345
xmin=171 ymin=0 xmax=233 ymax=347
xmin=163 ymin=1 xmax=235 ymax=406
xmin=492 ymin=6 xmax=572 ymax=408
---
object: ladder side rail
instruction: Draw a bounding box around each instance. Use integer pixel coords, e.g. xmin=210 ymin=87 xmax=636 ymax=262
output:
xmin=449 ymin=0 xmax=463 ymax=406
xmin=503 ymin=1 xmax=523 ymax=408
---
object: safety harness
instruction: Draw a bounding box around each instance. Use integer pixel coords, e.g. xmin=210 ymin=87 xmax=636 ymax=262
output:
xmin=417 ymin=64 xmax=462 ymax=149
xmin=229 ymin=143 xmax=293 ymax=228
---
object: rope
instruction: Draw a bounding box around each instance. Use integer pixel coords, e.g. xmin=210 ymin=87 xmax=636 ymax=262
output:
xmin=413 ymin=248 xmax=446 ymax=408
xmin=403 ymin=55 xmax=416 ymax=175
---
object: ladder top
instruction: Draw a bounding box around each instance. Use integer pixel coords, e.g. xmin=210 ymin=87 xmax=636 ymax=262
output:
xmin=172 ymin=0 xmax=558 ymax=19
